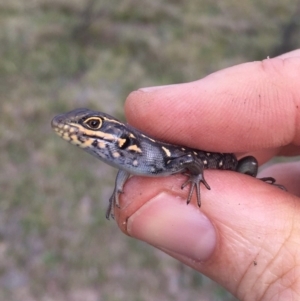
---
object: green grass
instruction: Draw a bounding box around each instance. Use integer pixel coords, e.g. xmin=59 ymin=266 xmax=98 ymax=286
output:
xmin=0 ymin=0 xmax=299 ymax=300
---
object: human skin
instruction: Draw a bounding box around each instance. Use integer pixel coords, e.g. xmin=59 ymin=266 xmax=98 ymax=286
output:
xmin=114 ymin=49 xmax=300 ymax=301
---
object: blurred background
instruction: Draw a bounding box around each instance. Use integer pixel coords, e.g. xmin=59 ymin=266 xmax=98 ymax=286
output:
xmin=1 ymin=0 xmax=300 ymax=300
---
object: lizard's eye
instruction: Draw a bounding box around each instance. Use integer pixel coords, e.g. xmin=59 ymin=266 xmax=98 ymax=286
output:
xmin=84 ymin=117 xmax=102 ymax=130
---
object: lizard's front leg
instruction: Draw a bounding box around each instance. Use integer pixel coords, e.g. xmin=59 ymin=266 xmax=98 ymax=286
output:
xmin=106 ymin=169 xmax=130 ymax=219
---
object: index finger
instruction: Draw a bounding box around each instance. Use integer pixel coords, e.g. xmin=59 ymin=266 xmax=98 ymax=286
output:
xmin=125 ymin=52 xmax=300 ymax=153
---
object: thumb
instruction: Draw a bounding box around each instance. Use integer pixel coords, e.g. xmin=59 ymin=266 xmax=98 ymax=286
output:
xmin=115 ymin=170 xmax=299 ymax=300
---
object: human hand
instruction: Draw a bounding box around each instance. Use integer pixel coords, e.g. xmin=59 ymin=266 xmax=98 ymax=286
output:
xmin=115 ymin=49 xmax=300 ymax=300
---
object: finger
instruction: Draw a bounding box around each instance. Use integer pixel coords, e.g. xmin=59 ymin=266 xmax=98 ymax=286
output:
xmin=276 ymin=49 xmax=300 ymax=58
xmin=125 ymin=54 xmax=300 ymax=153
xmin=115 ymin=173 xmax=300 ymax=300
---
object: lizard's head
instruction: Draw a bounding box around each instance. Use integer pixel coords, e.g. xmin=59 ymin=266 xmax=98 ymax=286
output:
xmin=51 ymin=108 xmax=125 ymax=145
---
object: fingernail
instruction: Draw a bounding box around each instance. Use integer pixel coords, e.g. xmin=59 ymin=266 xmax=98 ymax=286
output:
xmin=127 ymin=193 xmax=216 ymax=261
